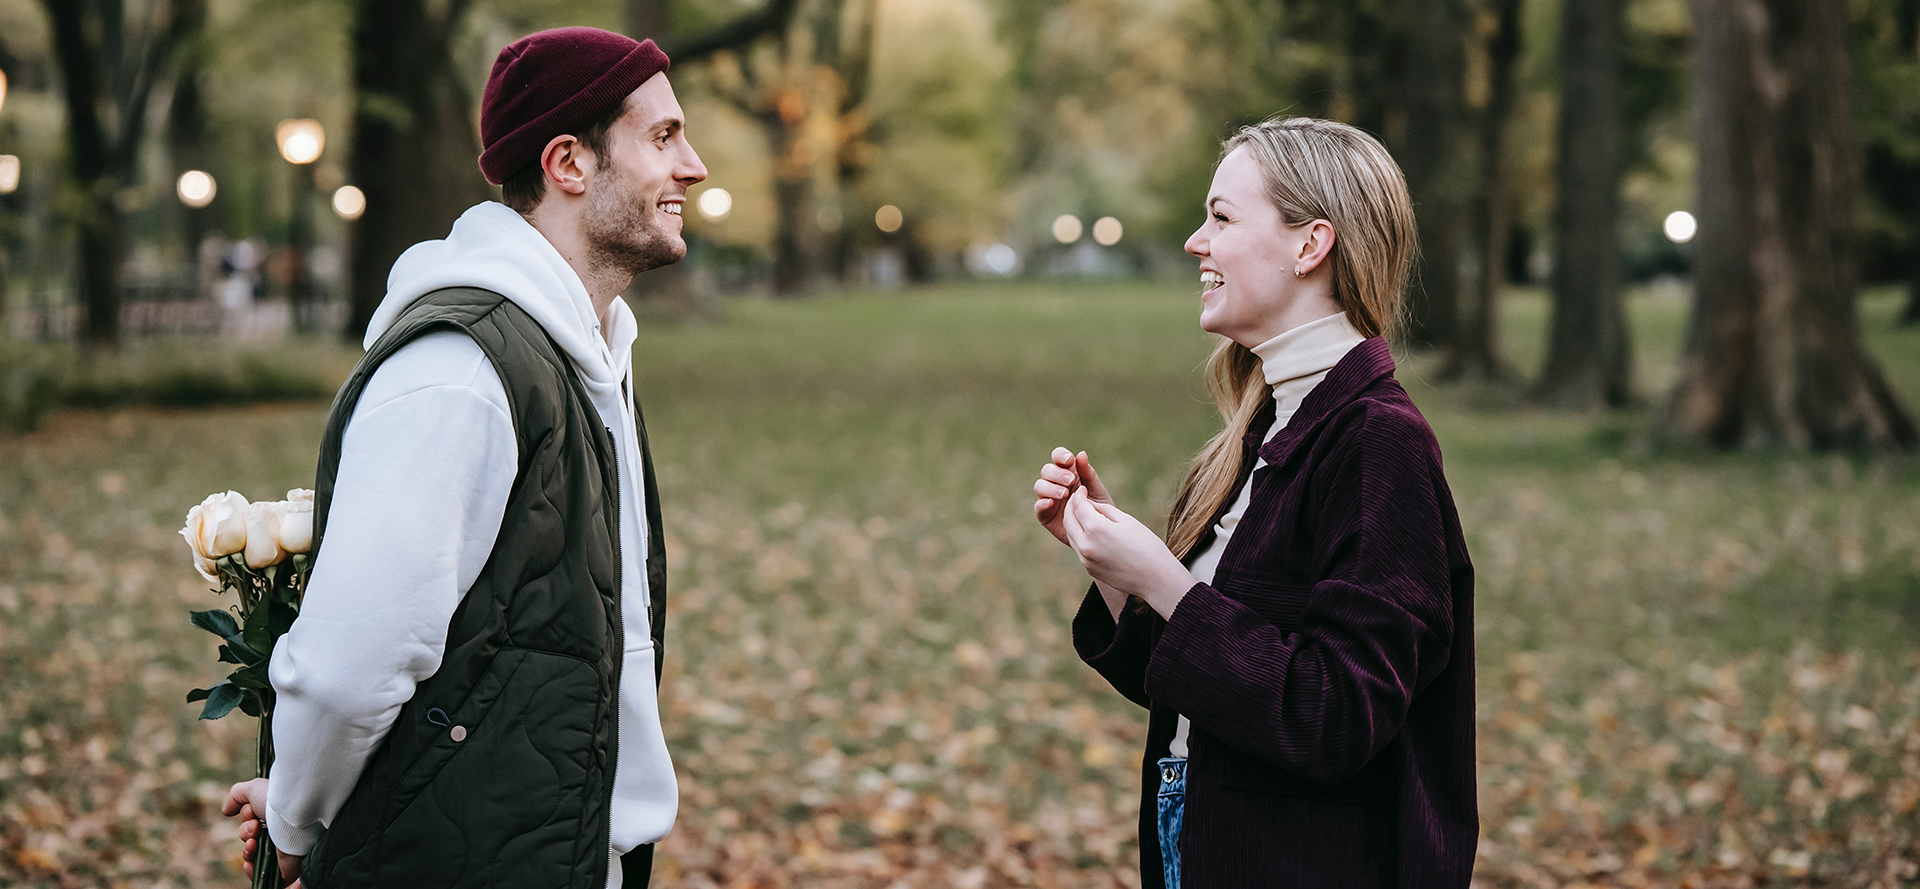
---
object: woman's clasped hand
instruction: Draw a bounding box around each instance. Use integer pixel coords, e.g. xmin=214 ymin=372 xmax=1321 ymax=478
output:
xmin=1033 ymin=447 xmax=1195 ymax=619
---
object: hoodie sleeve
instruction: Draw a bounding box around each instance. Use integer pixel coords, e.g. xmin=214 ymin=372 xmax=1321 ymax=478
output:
xmin=263 ymin=331 xmax=517 ymax=855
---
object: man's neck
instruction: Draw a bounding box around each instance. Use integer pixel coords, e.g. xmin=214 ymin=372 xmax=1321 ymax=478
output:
xmin=521 ymin=208 xmax=632 ymax=330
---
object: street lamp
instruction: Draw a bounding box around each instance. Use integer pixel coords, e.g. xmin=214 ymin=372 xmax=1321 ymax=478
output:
xmin=275 ymin=119 xmax=325 ymax=332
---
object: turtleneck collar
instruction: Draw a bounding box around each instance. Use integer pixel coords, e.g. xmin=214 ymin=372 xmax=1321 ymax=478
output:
xmin=1248 ymin=311 xmax=1367 ymax=420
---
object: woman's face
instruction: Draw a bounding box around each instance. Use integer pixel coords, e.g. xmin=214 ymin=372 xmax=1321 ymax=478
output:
xmin=1184 ymin=146 xmax=1320 ymax=347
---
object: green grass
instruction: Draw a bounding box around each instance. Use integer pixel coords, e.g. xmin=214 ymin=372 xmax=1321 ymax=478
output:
xmin=1 ymin=282 xmax=1918 ymax=887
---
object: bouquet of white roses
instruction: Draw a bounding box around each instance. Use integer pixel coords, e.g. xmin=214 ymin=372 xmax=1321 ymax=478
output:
xmin=180 ymin=488 xmax=314 ymax=889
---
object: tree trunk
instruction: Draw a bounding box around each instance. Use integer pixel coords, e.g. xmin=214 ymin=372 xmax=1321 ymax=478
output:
xmin=765 ymin=104 xmax=821 ymax=296
xmin=1395 ymin=0 xmax=1471 ymax=348
xmin=1664 ymin=0 xmax=1916 ymax=450
xmin=42 ymin=0 xmax=195 ymax=346
xmin=344 ymin=0 xmax=490 ymax=341
xmin=1536 ymin=0 xmax=1631 ymax=408
xmin=1443 ymin=0 xmax=1523 ymax=381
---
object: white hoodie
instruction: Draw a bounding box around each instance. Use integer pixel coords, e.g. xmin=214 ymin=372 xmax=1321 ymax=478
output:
xmin=265 ymin=202 xmax=676 ymax=883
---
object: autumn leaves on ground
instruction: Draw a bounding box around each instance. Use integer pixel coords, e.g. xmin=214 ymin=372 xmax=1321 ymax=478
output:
xmin=2 ymin=283 xmax=1919 ymax=888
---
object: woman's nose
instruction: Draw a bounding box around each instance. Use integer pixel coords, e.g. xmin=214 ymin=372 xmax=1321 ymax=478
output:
xmin=1184 ymin=227 xmax=1207 ymax=257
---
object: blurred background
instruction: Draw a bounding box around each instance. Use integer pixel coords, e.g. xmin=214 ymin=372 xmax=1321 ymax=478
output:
xmin=2 ymin=0 xmax=1920 ymax=887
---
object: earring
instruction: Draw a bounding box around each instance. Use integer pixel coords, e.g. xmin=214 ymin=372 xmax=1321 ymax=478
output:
xmin=1294 ymin=266 xmax=1304 ymax=277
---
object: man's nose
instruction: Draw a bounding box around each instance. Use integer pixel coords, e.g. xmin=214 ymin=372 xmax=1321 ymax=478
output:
xmin=677 ymin=145 xmax=708 ymax=185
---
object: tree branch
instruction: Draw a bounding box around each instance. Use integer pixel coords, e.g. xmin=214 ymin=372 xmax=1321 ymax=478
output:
xmin=661 ymin=0 xmax=802 ymax=64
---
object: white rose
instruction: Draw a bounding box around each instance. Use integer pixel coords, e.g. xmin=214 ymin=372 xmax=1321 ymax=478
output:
xmin=179 ymin=504 xmax=221 ymax=583
xmin=244 ymin=501 xmax=287 ymax=568
xmin=278 ymin=496 xmax=315 ymax=554
xmin=193 ymin=491 xmax=250 ymax=559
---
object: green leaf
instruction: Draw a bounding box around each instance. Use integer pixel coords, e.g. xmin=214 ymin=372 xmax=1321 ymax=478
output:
xmin=198 ymin=683 xmax=243 ymax=720
xmin=239 ymin=692 xmax=264 ymax=718
xmin=217 ymin=644 xmax=244 ymax=664
xmin=187 ymin=687 xmax=212 ymax=703
xmin=268 ymin=590 xmax=299 ymax=639
xmin=228 ymin=661 xmax=271 ymax=692
xmin=243 ymin=594 xmax=273 ymax=661
xmin=189 ymin=609 xmax=241 ymax=639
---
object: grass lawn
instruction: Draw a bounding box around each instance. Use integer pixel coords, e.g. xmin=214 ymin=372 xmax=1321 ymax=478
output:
xmin=1 ymin=282 xmax=1917 ymax=887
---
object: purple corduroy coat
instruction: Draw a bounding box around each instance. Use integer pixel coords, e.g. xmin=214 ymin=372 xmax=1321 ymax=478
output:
xmin=1073 ymin=337 xmax=1477 ymax=888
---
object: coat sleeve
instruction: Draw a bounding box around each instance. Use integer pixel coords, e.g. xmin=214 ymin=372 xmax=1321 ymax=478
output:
xmin=1142 ymin=406 xmax=1456 ymax=783
xmin=1070 ymin=583 xmax=1159 ymax=710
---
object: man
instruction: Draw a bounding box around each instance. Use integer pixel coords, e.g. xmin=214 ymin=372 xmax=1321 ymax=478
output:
xmin=221 ymin=26 xmax=706 ymax=889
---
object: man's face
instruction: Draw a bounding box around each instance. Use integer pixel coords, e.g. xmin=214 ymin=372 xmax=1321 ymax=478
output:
xmin=583 ymin=72 xmax=707 ymax=275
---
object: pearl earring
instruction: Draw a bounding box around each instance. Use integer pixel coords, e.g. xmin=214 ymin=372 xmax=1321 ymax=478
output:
xmin=1294 ymin=266 xmax=1304 ymax=277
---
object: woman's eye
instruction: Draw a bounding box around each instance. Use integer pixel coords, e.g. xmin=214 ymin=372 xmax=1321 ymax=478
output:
xmin=1212 ymin=212 xmax=1228 ymax=223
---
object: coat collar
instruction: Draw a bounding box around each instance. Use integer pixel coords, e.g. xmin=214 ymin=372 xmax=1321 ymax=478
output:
xmin=1251 ymin=336 xmax=1397 ymax=466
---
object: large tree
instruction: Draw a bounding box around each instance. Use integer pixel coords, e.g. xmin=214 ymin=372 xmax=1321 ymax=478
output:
xmin=1442 ymin=0 xmax=1525 ymax=381
xmin=341 ymin=0 xmax=491 ymax=340
xmin=40 ymin=0 xmax=200 ymax=346
xmin=1395 ymin=0 xmax=1474 ymax=348
xmin=1536 ymin=0 xmax=1631 ymax=408
xmin=1664 ymin=0 xmax=1916 ymax=449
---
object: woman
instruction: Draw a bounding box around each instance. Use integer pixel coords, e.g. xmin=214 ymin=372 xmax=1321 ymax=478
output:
xmin=1033 ymin=118 xmax=1476 ymax=888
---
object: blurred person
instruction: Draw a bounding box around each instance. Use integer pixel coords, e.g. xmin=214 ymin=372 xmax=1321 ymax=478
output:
xmin=220 ymin=26 xmax=705 ymax=889
xmin=1033 ymin=118 xmax=1476 ymax=888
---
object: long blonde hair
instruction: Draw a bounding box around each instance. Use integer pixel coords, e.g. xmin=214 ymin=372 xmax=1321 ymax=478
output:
xmin=1164 ymin=117 xmax=1417 ymax=560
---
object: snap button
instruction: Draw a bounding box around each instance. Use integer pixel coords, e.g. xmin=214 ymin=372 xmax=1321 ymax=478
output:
xmin=450 ymin=725 xmax=467 ymax=742
xmin=1162 ymin=766 xmax=1178 ymax=784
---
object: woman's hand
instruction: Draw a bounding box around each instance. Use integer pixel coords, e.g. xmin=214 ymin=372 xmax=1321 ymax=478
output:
xmin=1059 ymin=486 xmax=1196 ymax=618
xmin=1034 ymin=447 xmax=1112 ymax=546
xmin=224 ymin=778 xmax=304 ymax=887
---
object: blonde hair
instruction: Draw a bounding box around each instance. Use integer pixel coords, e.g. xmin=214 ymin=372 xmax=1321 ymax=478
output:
xmin=1164 ymin=117 xmax=1417 ymax=560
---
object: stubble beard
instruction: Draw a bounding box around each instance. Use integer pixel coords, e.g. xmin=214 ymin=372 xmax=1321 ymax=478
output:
xmin=583 ymin=159 xmax=684 ymax=279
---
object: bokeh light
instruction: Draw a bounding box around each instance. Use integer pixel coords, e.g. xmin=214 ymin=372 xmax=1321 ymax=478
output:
xmin=0 ymin=70 xmax=9 ymax=118
xmin=1092 ymin=216 xmax=1123 ymax=246
xmin=0 ymin=155 xmax=17 ymax=195
xmin=816 ymin=205 xmax=843 ymax=232
xmin=698 ymin=187 xmax=733 ymax=220
xmin=875 ymin=204 xmax=903 ymax=233
xmin=332 ymin=185 xmax=366 ymax=220
xmin=275 ymin=119 xmax=326 ymax=165
xmin=983 ymin=244 xmax=1017 ymax=275
xmin=1052 ymin=214 xmax=1082 ymax=244
xmin=1664 ymin=210 xmax=1697 ymax=244
xmin=176 ymin=170 xmax=216 ymax=208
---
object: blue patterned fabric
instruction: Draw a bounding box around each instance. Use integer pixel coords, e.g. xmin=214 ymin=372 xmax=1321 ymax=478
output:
xmin=1156 ymin=757 xmax=1187 ymax=889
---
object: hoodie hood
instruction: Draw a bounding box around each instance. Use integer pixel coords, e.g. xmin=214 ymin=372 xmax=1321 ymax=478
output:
xmin=367 ymin=201 xmax=637 ymax=395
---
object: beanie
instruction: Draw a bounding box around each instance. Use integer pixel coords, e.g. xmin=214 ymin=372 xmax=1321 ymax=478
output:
xmin=478 ymin=27 xmax=671 ymax=185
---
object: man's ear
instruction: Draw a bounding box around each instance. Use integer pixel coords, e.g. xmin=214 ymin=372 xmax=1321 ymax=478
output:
xmin=539 ymin=134 xmax=591 ymax=197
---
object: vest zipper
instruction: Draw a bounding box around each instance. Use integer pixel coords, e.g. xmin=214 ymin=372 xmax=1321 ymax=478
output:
xmin=606 ymin=425 xmax=624 ymax=888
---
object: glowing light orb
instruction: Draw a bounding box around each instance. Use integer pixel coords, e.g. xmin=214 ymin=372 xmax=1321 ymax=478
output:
xmin=177 ymin=170 xmax=217 ymax=208
xmin=332 ymin=185 xmax=366 ymax=220
xmin=698 ymin=187 xmax=733 ymax=220
xmin=875 ymin=204 xmax=904 ymax=233
xmin=1052 ymin=215 xmax=1083 ymax=244
xmin=1663 ymin=210 xmax=1697 ymax=244
xmin=1092 ymin=216 xmax=1123 ymax=246
xmin=276 ymin=119 xmax=326 ymax=165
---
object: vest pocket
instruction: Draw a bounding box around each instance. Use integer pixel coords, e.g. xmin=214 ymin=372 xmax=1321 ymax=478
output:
xmin=369 ymin=647 xmax=606 ymax=888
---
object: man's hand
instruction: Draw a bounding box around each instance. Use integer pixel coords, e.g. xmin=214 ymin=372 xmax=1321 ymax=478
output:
xmin=223 ymin=778 xmax=304 ymax=887
xmin=1059 ymin=486 xmax=1195 ymax=618
xmin=1034 ymin=447 xmax=1113 ymax=546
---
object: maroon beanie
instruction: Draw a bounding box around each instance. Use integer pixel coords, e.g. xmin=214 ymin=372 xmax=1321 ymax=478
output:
xmin=478 ymin=27 xmax=671 ymax=185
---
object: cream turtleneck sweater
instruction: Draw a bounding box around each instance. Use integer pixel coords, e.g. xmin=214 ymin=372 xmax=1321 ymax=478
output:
xmin=1170 ymin=311 xmax=1367 ymax=759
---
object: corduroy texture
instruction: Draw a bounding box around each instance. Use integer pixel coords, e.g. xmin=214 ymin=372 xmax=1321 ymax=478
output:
xmin=478 ymin=27 xmax=670 ymax=185
xmin=1073 ymin=337 xmax=1478 ymax=889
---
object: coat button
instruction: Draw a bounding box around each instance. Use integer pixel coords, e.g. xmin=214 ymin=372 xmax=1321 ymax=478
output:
xmin=450 ymin=725 xmax=468 ymax=742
